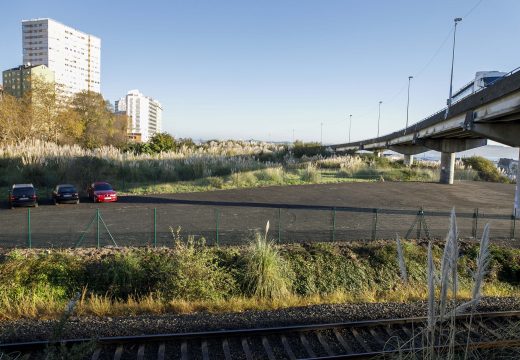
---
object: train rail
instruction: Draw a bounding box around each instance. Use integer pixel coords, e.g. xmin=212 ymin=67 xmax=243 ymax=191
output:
xmin=1 ymin=311 xmax=519 ymax=359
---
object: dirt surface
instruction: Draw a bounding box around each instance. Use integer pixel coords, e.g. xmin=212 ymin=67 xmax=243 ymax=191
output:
xmin=0 ymin=181 xmax=516 ymax=248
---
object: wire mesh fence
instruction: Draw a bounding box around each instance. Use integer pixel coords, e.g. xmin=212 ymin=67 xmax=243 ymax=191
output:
xmin=0 ymin=200 xmax=517 ymax=249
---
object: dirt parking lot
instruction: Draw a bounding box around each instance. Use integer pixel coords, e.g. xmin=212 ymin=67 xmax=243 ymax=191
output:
xmin=0 ymin=181 xmax=516 ymax=248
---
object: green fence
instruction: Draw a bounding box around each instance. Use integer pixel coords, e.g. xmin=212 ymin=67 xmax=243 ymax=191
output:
xmin=0 ymin=201 xmax=516 ymax=249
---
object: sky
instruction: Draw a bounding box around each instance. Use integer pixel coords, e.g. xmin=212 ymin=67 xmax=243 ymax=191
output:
xmin=1 ymin=0 xmax=519 ymax=144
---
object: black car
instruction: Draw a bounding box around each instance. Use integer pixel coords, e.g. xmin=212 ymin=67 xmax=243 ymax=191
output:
xmin=52 ymin=184 xmax=80 ymax=204
xmin=8 ymin=184 xmax=38 ymax=208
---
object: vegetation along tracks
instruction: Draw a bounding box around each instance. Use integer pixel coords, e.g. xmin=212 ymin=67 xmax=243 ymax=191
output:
xmin=1 ymin=311 xmax=519 ymax=359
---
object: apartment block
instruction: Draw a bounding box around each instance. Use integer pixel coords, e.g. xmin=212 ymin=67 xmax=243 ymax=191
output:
xmin=115 ymin=90 xmax=163 ymax=142
xmin=22 ymin=18 xmax=101 ymax=95
xmin=2 ymin=64 xmax=55 ymax=98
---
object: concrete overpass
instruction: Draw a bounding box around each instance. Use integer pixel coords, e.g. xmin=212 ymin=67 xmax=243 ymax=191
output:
xmin=330 ymin=68 xmax=520 ymax=215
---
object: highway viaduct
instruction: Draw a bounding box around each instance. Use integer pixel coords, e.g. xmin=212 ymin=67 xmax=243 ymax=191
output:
xmin=330 ymin=68 xmax=520 ymax=216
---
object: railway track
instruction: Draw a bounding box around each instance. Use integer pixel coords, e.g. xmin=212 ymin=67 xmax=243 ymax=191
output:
xmin=1 ymin=311 xmax=519 ymax=359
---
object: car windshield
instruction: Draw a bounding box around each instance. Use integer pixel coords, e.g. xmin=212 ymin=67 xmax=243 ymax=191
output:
xmin=94 ymin=183 xmax=112 ymax=191
xmin=13 ymin=187 xmax=35 ymax=196
xmin=59 ymin=186 xmax=76 ymax=193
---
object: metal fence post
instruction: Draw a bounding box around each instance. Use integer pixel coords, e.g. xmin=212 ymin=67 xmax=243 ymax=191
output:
xmin=27 ymin=207 xmax=31 ymax=249
xmin=511 ymin=209 xmax=517 ymax=240
xmin=96 ymin=208 xmax=100 ymax=249
xmin=472 ymin=208 xmax=479 ymax=239
xmin=278 ymin=208 xmax=282 ymax=243
xmin=371 ymin=208 xmax=378 ymax=241
xmin=332 ymin=207 xmax=336 ymax=242
xmin=215 ymin=208 xmax=220 ymax=246
xmin=153 ymin=207 xmax=157 ymax=248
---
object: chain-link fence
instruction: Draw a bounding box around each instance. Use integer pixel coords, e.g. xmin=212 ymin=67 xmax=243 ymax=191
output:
xmin=0 ymin=200 xmax=517 ymax=249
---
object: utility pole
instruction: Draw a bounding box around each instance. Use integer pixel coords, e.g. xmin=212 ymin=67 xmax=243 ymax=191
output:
xmin=320 ymin=122 xmax=323 ymax=145
xmin=377 ymin=101 xmax=382 ymax=138
xmin=349 ymin=114 xmax=352 ymax=143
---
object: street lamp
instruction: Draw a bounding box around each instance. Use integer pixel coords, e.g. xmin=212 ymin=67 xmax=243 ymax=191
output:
xmin=445 ymin=17 xmax=463 ymax=119
xmin=349 ymin=114 xmax=352 ymax=143
xmin=405 ymin=76 xmax=413 ymax=133
xmin=377 ymin=101 xmax=383 ymax=138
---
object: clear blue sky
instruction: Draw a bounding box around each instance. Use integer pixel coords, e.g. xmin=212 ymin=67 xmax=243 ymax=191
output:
xmin=1 ymin=0 xmax=519 ymax=143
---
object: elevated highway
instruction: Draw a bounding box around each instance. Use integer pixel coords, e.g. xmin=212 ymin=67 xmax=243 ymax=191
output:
xmin=330 ymin=68 xmax=520 ymax=214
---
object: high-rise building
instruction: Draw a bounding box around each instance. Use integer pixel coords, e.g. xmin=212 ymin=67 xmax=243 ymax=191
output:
xmin=115 ymin=90 xmax=163 ymax=142
xmin=2 ymin=64 xmax=55 ymax=98
xmin=22 ymin=18 xmax=101 ymax=95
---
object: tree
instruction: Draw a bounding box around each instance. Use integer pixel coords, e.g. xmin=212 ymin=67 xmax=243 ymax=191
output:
xmin=71 ymin=91 xmax=127 ymax=148
xmin=0 ymin=93 xmax=30 ymax=143
xmin=149 ymin=132 xmax=176 ymax=153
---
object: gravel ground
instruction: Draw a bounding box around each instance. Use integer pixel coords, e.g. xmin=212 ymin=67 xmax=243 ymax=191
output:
xmin=1 ymin=297 xmax=519 ymax=344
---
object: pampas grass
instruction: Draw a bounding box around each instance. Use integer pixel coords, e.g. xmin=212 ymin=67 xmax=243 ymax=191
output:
xmin=243 ymin=221 xmax=292 ymax=299
xmin=396 ymin=234 xmax=408 ymax=284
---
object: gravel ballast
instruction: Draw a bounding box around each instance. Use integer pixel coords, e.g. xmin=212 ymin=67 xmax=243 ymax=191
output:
xmin=1 ymin=297 xmax=519 ymax=344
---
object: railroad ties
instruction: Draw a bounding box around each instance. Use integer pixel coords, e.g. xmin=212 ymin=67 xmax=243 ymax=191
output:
xmin=1 ymin=311 xmax=520 ymax=359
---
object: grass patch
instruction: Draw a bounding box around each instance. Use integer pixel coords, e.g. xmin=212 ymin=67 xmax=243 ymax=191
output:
xmin=1 ymin=237 xmax=519 ymax=320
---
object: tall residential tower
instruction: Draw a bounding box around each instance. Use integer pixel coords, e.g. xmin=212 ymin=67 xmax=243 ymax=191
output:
xmin=115 ymin=90 xmax=163 ymax=142
xmin=22 ymin=18 xmax=101 ymax=95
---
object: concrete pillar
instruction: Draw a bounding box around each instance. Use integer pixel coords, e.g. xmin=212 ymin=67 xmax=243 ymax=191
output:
xmin=403 ymin=154 xmax=414 ymax=166
xmin=374 ymin=151 xmax=382 ymax=158
xmin=440 ymin=152 xmax=455 ymax=184
xmin=515 ymin=149 xmax=520 ymax=218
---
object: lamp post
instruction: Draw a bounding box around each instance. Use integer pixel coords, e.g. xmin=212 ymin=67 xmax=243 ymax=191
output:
xmin=349 ymin=114 xmax=352 ymax=143
xmin=405 ymin=76 xmax=413 ymax=133
xmin=377 ymin=101 xmax=382 ymax=138
xmin=445 ymin=17 xmax=463 ymax=118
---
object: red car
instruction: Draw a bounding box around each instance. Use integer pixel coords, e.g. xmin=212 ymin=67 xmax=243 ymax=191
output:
xmin=87 ymin=182 xmax=118 ymax=203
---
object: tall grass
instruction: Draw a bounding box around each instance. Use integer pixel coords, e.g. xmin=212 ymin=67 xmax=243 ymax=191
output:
xmin=242 ymin=222 xmax=292 ymax=299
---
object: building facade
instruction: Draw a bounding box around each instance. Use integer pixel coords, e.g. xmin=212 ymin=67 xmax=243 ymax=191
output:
xmin=22 ymin=18 xmax=101 ymax=95
xmin=2 ymin=64 xmax=55 ymax=98
xmin=115 ymin=90 xmax=162 ymax=142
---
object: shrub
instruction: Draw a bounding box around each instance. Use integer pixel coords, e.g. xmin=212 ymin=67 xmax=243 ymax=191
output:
xmin=162 ymin=235 xmax=237 ymax=301
xmin=292 ymin=141 xmax=326 ymax=158
xmin=300 ymin=164 xmax=321 ymax=183
xmin=255 ymin=167 xmax=284 ymax=183
xmin=461 ymin=156 xmax=511 ymax=183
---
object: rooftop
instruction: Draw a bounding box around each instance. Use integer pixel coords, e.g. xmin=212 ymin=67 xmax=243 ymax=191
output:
xmin=21 ymin=18 xmax=100 ymax=40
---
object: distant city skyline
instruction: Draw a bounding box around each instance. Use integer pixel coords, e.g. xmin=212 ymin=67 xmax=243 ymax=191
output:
xmin=1 ymin=0 xmax=519 ymax=144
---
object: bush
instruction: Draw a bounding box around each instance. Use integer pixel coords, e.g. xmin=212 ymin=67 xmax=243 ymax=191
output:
xmin=300 ymin=164 xmax=321 ymax=183
xmin=461 ymin=156 xmax=512 ymax=183
xmin=292 ymin=141 xmax=326 ymax=158
xmin=255 ymin=167 xmax=284 ymax=183
xmin=164 ymin=235 xmax=237 ymax=301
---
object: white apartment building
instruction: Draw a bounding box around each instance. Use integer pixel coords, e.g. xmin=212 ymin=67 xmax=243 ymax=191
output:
xmin=115 ymin=90 xmax=163 ymax=142
xmin=22 ymin=18 xmax=101 ymax=95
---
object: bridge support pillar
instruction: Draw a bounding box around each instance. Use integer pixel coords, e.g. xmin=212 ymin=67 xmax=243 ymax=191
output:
xmin=373 ymin=151 xmax=382 ymax=158
xmin=515 ymin=149 xmax=520 ymax=219
xmin=440 ymin=152 xmax=455 ymax=185
xmin=403 ymin=155 xmax=414 ymax=166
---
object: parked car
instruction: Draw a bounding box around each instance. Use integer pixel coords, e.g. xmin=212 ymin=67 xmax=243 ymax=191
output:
xmin=52 ymin=184 xmax=80 ymax=205
xmin=87 ymin=182 xmax=118 ymax=203
xmin=8 ymin=184 xmax=38 ymax=208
